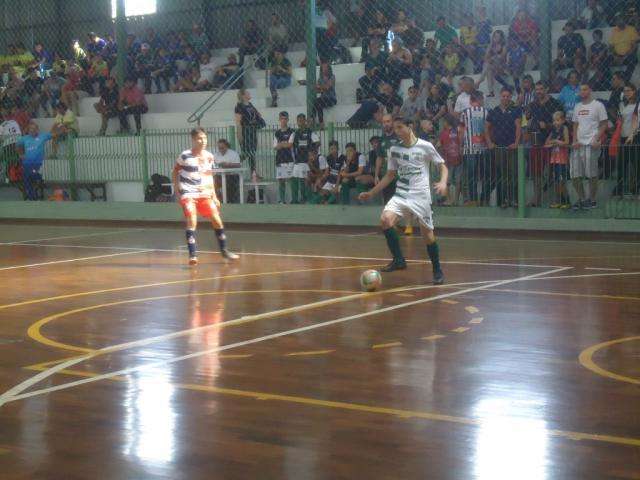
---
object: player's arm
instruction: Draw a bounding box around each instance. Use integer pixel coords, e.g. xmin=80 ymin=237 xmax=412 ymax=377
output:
xmin=433 ymin=162 xmax=448 ymax=195
xmin=359 ymin=169 xmax=396 ymax=201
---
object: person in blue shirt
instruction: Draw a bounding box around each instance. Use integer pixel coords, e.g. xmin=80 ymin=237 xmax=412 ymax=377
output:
xmin=558 ymin=70 xmax=581 ymax=119
xmin=16 ymin=122 xmax=51 ymax=201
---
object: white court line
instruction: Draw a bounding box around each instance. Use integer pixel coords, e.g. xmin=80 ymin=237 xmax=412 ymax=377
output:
xmin=0 ymin=266 xmax=570 ymax=406
xmin=0 ymin=229 xmax=147 ymax=246
xmin=1 ymin=242 xmax=566 ymax=269
xmin=584 ymin=267 xmax=622 ymax=272
xmin=527 ymin=271 xmax=640 ymax=281
xmin=0 ymin=250 xmax=152 ymax=272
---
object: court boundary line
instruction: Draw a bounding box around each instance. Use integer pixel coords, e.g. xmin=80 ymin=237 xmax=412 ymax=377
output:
xmin=578 ymin=336 xmax=640 ymax=385
xmin=0 ymin=250 xmax=152 ymax=272
xmin=0 ymin=266 xmax=570 ymax=407
xmin=0 ymin=228 xmax=147 ymax=246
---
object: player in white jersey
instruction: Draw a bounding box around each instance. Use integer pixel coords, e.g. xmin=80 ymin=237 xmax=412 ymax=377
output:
xmin=172 ymin=127 xmax=239 ymax=266
xmin=359 ymin=117 xmax=448 ymax=284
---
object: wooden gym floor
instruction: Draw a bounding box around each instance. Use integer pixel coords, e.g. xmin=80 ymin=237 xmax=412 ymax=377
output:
xmin=0 ymin=222 xmax=638 ymax=479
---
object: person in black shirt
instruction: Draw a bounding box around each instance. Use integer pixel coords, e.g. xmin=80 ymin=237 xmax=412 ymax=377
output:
xmin=319 ymin=140 xmax=346 ymax=204
xmin=375 ymin=82 xmax=403 ymax=116
xmin=238 ymin=20 xmax=263 ymax=67
xmin=361 ymin=10 xmax=390 ymax=59
xmin=290 ymin=113 xmax=320 ymax=203
xmin=273 ymin=111 xmax=294 ymax=203
xmin=234 ymin=88 xmax=265 ymax=180
xmin=340 ymin=142 xmax=367 ymax=204
xmin=553 ymin=21 xmax=586 ymax=73
xmin=95 ymin=77 xmax=120 ymax=136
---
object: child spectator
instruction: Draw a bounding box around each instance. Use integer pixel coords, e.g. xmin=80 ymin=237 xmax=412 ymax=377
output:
xmin=545 ymin=111 xmax=571 ymax=208
xmin=340 ymin=142 xmax=367 ymax=204
xmin=273 ymin=111 xmax=294 ymax=204
xmin=318 ymin=140 xmax=345 ymax=204
xmin=51 ymin=102 xmax=78 ymax=158
xmin=558 ymin=70 xmax=581 ymax=119
xmin=269 ymin=50 xmax=292 ymax=108
xmin=307 ymin=147 xmax=328 ymax=202
xmin=290 ymin=113 xmax=319 ymax=203
xmin=438 ymin=114 xmax=463 ymax=205
xmin=459 ymin=90 xmax=491 ymax=205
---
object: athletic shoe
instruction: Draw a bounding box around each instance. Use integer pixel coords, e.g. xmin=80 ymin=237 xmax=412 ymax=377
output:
xmin=381 ymin=259 xmax=407 ymax=272
xmin=189 ymin=256 xmax=198 ymax=266
xmin=588 ymin=200 xmax=597 ymax=210
xmin=433 ymin=270 xmax=445 ymax=285
xmin=550 ymin=203 xmax=561 ymax=209
xmin=222 ymin=249 xmax=239 ymax=261
xmin=404 ymin=225 xmax=414 ymax=236
xmin=560 ymin=203 xmax=571 ymax=209
xmin=571 ymin=202 xmax=582 ymax=211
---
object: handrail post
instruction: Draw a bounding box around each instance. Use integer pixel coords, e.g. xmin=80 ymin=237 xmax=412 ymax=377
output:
xmin=228 ymin=125 xmax=236 ymax=150
xmin=517 ymin=145 xmax=526 ymax=219
xmin=140 ymin=129 xmax=149 ymax=187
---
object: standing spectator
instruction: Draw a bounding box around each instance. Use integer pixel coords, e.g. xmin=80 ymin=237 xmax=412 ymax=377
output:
xmin=125 ymin=33 xmax=141 ymax=58
xmin=51 ymin=102 xmax=78 ymax=158
xmin=608 ymin=72 xmax=626 ymax=120
xmin=454 ymin=77 xmax=475 ymax=115
xmin=234 ymin=88 xmax=265 ymax=181
xmin=312 ymin=62 xmax=336 ymax=127
xmin=269 ymin=50 xmax=292 ymax=108
xmin=545 ymin=111 xmax=571 ymax=208
xmin=267 ymin=14 xmax=289 ymax=57
xmin=196 ymin=53 xmax=218 ymax=91
xmin=6 ymin=104 xmax=30 ymax=135
xmin=460 ymin=13 xmax=482 ymax=74
xmin=33 ymin=43 xmax=53 ymax=77
xmin=553 ymin=21 xmax=586 ymax=74
xmin=415 ymin=56 xmax=437 ymax=91
xmin=399 ymin=85 xmax=423 ymax=121
xmin=588 ymin=29 xmax=611 ymax=91
xmin=391 ymin=9 xmax=410 ymax=40
xmin=402 ymin=19 xmax=424 ymax=53
xmin=579 ymin=0 xmax=606 ymax=29
xmin=350 ymin=2 xmax=369 ymax=49
xmin=151 ymin=48 xmax=175 ymax=93
xmin=476 ymin=30 xmax=508 ymax=97
xmin=571 ymin=83 xmax=607 ymax=209
xmin=475 ymin=5 xmax=493 ymax=63
xmin=517 ymin=74 xmax=536 ymax=107
xmin=610 ymin=15 xmax=640 ymax=81
xmin=559 ymin=70 xmax=581 ymax=119
xmin=94 ymin=77 xmax=119 ymax=136
xmin=615 ymin=83 xmax=639 ymax=197
xmin=487 ymin=87 xmax=522 ymax=208
xmin=438 ymin=114 xmax=463 ymax=205
xmin=189 ymin=23 xmax=210 ymax=55
xmin=289 ymin=113 xmax=320 ymax=203
xmin=509 ymin=9 xmax=539 ymax=67
xmin=358 ymin=135 xmax=381 ymax=193
xmin=459 ymin=90 xmax=492 ymax=205
xmin=273 ymin=111 xmax=294 ymax=204
xmin=135 ymin=43 xmax=155 ymax=94
xmin=238 ymin=20 xmax=263 ymax=67
xmin=385 ymin=38 xmax=413 ymax=89
xmin=16 ymin=122 xmax=51 ymax=200
xmin=101 ymin=34 xmax=117 ymax=67
xmin=434 ymin=16 xmax=459 ymax=51
xmin=118 ymin=77 xmax=148 ymax=135
xmin=340 ymin=142 xmax=367 ymax=204
xmin=528 ymin=80 xmax=565 ymax=206
xmin=425 ymin=83 xmax=448 ymax=125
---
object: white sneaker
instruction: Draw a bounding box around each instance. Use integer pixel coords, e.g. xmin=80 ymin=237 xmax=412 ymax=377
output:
xmin=222 ymin=249 xmax=239 ymax=260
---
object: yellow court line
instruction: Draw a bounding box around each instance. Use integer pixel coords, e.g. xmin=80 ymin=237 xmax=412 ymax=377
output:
xmin=422 ymin=334 xmax=446 ymax=341
xmin=372 ymin=342 xmax=402 ymax=349
xmin=451 ymin=327 xmax=470 ymax=333
xmin=0 ymin=263 xmax=381 ymax=312
xmin=469 ymin=317 xmax=484 ymax=324
xmin=286 ymin=350 xmax=335 ymax=357
xmin=24 ymin=363 xmax=640 ymax=448
xmin=465 ymin=306 xmax=479 ymax=314
xmin=578 ymin=336 xmax=640 ymax=386
xmin=485 ymin=288 xmax=640 ymax=302
xmin=0 ymin=447 xmax=9 ymax=455
xmin=219 ymin=354 xmax=254 ymax=359
xmin=441 ymin=299 xmax=459 ymax=305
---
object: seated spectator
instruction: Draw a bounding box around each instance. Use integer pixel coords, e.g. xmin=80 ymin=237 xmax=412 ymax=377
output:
xmin=434 ymin=16 xmax=459 ymax=51
xmin=509 ymin=9 xmax=539 ymax=67
xmin=61 ymin=63 xmax=84 ymax=115
xmin=51 ymin=102 xmax=78 ymax=158
xmin=151 ymin=47 xmax=175 ymax=93
xmin=125 ymin=33 xmax=141 ymax=58
xmin=506 ymin=35 xmax=528 ymax=91
xmin=415 ymin=56 xmax=437 ymax=91
xmin=578 ymin=0 xmax=606 ymax=29
xmin=361 ymin=10 xmax=390 ymax=59
xmin=558 ymin=70 xmax=581 ymax=118
xmin=86 ymin=32 xmax=107 ymax=57
xmin=554 ymin=21 xmax=586 ymax=74
xmin=88 ymin=54 xmax=110 ymax=95
xmin=6 ymin=103 xmax=30 ymax=137
xmin=118 ymin=77 xmax=148 ymax=135
xmin=71 ymin=39 xmax=88 ymax=70
xmin=391 ymin=9 xmax=410 ymax=39
xmin=311 ymin=62 xmax=336 ymax=127
xmin=196 ymin=53 xmax=218 ymax=91
xmin=442 ymin=43 xmax=463 ymax=80
xmin=94 ymin=77 xmax=119 ymax=136
xmin=476 ymin=30 xmax=508 ymax=97
xmin=16 ymin=122 xmax=51 ymax=200
xmin=175 ymin=45 xmax=198 ymax=76
xmin=420 ymin=38 xmax=443 ymax=73
xmin=269 ymin=50 xmax=292 ymax=108
xmin=307 ymin=148 xmax=328 ymax=201
xmin=425 ymin=83 xmax=448 ymax=125
xmin=268 ymin=14 xmax=289 ymax=56
xmin=362 ymin=37 xmax=388 ymax=72
xmin=189 ymin=23 xmax=210 ymax=55
xmin=589 ymin=29 xmax=610 ymax=79
xmin=143 ymin=27 xmax=164 ymax=53
xmin=347 ymin=99 xmax=384 ymax=129
xmin=610 ymin=15 xmax=640 ymax=81
xmin=165 ymin=30 xmax=181 ymax=54
xmin=42 ymin=71 xmax=64 ymax=117
xmin=23 ymin=69 xmax=45 ymax=117
xmin=213 ymin=54 xmax=242 ymax=89
xmin=33 ymin=42 xmax=53 ymax=77
xmin=214 ymin=138 xmax=242 ymax=203
xmin=403 ymin=20 xmax=424 ymax=53
xmin=51 ymin=52 xmax=67 ymax=77
xmin=340 ymin=142 xmax=367 ymax=204
xmin=375 ymin=82 xmax=403 ymax=116
xmin=10 ymin=43 xmax=35 ymax=77
xmin=238 ymin=20 xmax=263 ymax=67
xmin=385 ymin=38 xmax=413 ymax=89
xmin=459 ymin=14 xmax=482 ymax=74
xmin=399 ymin=85 xmax=424 ymax=121
xmin=358 ymin=65 xmax=383 ymax=102
xmin=318 ymin=140 xmax=345 ymax=204
xmin=135 ymin=43 xmax=155 ymax=94
xmin=101 ymin=35 xmax=117 ymax=67
xmin=174 ymin=66 xmax=200 ymax=93
xmin=475 ymin=6 xmax=493 ymax=59
xmin=350 ymin=2 xmax=368 ymax=48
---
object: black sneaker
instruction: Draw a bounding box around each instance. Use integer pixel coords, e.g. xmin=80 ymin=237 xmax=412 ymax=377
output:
xmin=571 ymin=202 xmax=582 ymax=211
xmin=381 ymin=259 xmax=407 ymax=272
xmin=433 ymin=270 xmax=445 ymax=285
xmin=588 ymin=200 xmax=597 ymax=209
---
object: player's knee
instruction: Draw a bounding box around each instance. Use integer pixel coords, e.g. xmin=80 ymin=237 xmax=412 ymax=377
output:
xmin=380 ymin=215 xmax=394 ymax=230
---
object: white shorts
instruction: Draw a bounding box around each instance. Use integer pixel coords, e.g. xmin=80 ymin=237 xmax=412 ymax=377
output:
xmin=383 ymin=194 xmax=434 ymax=230
xmin=292 ymin=163 xmax=310 ymax=179
xmin=321 ymin=181 xmax=336 ymax=191
xmin=570 ymin=145 xmax=599 ymax=179
xmin=276 ymin=162 xmax=293 ymax=179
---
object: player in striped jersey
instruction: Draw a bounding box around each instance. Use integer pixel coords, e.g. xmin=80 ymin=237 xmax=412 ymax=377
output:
xmin=359 ymin=117 xmax=448 ymax=284
xmin=172 ymin=127 xmax=239 ymax=266
xmin=459 ymin=91 xmax=491 ymax=205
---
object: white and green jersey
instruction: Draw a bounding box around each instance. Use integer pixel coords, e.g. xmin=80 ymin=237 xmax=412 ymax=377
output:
xmin=388 ymin=138 xmax=444 ymax=200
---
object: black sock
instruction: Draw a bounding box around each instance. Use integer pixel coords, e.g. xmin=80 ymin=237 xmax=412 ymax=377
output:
xmin=427 ymin=242 xmax=441 ymax=273
xmin=186 ymin=229 xmax=197 ymax=257
xmin=214 ymin=228 xmax=227 ymax=251
xmin=383 ymin=228 xmax=405 ymax=263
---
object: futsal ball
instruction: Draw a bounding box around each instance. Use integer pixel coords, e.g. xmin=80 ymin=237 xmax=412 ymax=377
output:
xmin=360 ymin=269 xmax=382 ymax=292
